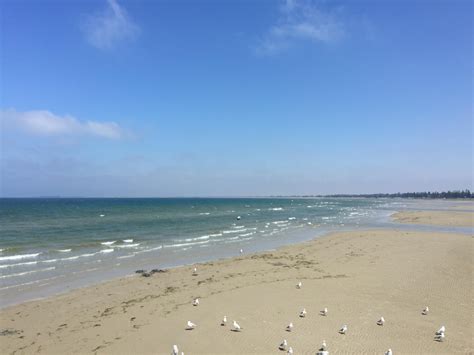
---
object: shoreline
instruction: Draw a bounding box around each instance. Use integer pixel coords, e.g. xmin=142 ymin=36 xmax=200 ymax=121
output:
xmin=1 ymin=208 xmax=472 ymax=354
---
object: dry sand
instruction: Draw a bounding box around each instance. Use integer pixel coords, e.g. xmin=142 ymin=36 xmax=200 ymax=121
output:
xmin=393 ymin=210 xmax=473 ymax=227
xmin=1 ymin=214 xmax=472 ymax=354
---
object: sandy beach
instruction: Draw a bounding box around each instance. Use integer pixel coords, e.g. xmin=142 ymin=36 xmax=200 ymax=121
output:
xmin=1 ymin=210 xmax=472 ymax=354
xmin=393 ymin=210 xmax=473 ymax=227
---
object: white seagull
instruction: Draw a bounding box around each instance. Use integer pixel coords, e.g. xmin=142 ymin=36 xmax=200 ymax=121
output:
xmin=299 ymin=308 xmax=307 ymax=318
xmin=192 ymin=298 xmax=199 ymax=306
xmin=278 ymin=339 xmax=288 ymax=350
xmin=435 ymin=332 xmax=445 ymax=342
xmin=286 ymin=322 xmax=294 ymax=332
xmin=232 ymin=320 xmax=241 ymax=332
xmin=339 ymin=324 xmax=348 ymax=334
xmin=240 ymin=248 xmax=243 ymax=254
xmin=186 ymin=320 xmax=196 ymax=330
xmin=296 ymin=282 xmax=302 ymax=289
xmin=221 ymin=316 xmax=227 ymax=326
xmin=172 ymin=345 xmax=179 ymax=355
xmin=192 ymin=267 xmax=198 ymax=276
xmin=422 ymin=306 xmax=429 ymax=315
xmin=436 ymin=325 xmax=445 ymax=335
xmin=377 ymin=316 xmax=385 ymax=326
xmin=320 ymin=307 xmax=328 ymax=316
xmin=320 ymin=340 xmax=327 ymax=351
xmin=385 ymin=349 xmax=392 ymax=355
xmin=287 ymin=347 xmax=293 ymax=354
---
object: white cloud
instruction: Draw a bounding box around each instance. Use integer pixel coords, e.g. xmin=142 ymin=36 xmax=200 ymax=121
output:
xmin=1 ymin=109 xmax=126 ymax=140
xmin=256 ymin=0 xmax=345 ymax=55
xmin=82 ymin=0 xmax=140 ymax=50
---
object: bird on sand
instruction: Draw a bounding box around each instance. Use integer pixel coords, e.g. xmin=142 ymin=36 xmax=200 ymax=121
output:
xmin=435 ymin=332 xmax=445 ymax=342
xmin=339 ymin=324 xmax=347 ymax=334
xmin=299 ymin=308 xmax=307 ymax=318
xmin=192 ymin=267 xmax=198 ymax=276
xmin=287 ymin=347 xmax=293 ymax=354
xmin=172 ymin=345 xmax=179 ymax=355
xmin=296 ymin=282 xmax=302 ymax=289
xmin=436 ymin=325 xmax=445 ymax=335
xmin=192 ymin=298 xmax=199 ymax=306
xmin=221 ymin=316 xmax=227 ymax=326
xmin=286 ymin=322 xmax=294 ymax=332
xmin=422 ymin=306 xmax=429 ymax=315
xmin=186 ymin=321 xmax=196 ymax=330
xmin=320 ymin=307 xmax=328 ymax=316
xmin=279 ymin=339 xmax=288 ymax=350
xmin=232 ymin=320 xmax=241 ymax=332
xmin=377 ymin=316 xmax=385 ymax=326
xmin=319 ymin=340 xmax=327 ymax=351
xmin=385 ymin=349 xmax=393 ymax=355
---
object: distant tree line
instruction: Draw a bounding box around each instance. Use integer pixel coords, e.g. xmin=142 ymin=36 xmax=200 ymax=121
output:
xmin=318 ymin=189 xmax=473 ymax=199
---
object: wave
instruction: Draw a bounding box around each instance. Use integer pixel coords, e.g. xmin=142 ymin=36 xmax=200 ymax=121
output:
xmin=0 ymin=267 xmax=55 ymax=279
xmin=232 ymin=226 xmax=246 ymax=229
xmin=223 ymin=229 xmax=246 ymax=234
xmin=101 ymin=241 xmax=116 ymax=246
xmin=117 ymin=254 xmax=136 ymax=259
xmin=209 ymin=233 xmax=223 ymax=237
xmin=166 ymin=240 xmax=210 ymax=248
xmin=238 ymin=232 xmax=256 ymax=237
xmin=135 ymin=245 xmax=163 ymax=254
xmin=100 ymin=249 xmax=114 ymax=253
xmin=123 ymin=239 xmax=134 ymax=243
xmin=288 ymin=217 xmax=296 ymax=220
xmin=269 ymin=207 xmax=284 ymax=211
xmin=0 ymin=253 xmax=40 ymax=262
xmin=199 ymin=212 xmax=211 ymax=215
xmin=57 ymin=249 xmax=72 ymax=253
xmin=0 ymin=261 xmax=37 ymax=269
xmin=114 ymin=243 xmax=140 ymax=248
xmin=184 ymin=236 xmax=209 ymax=242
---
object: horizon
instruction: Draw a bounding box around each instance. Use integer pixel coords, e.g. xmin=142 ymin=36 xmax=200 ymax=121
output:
xmin=1 ymin=0 xmax=472 ymax=197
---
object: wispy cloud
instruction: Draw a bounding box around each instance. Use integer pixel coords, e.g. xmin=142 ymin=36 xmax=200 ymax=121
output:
xmin=1 ymin=109 xmax=127 ymax=140
xmin=81 ymin=0 xmax=140 ymax=50
xmin=256 ymin=0 xmax=345 ymax=55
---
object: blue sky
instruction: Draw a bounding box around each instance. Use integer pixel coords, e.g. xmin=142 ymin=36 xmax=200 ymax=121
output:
xmin=1 ymin=0 xmax=472 ymax=197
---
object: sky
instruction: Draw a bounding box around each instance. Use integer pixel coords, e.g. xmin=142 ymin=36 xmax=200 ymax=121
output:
xmin=0 ymin=0 xmax=472 ymax=197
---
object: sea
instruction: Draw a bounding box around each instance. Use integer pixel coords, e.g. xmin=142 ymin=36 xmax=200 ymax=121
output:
xmin=0 ymin=197 xmax=470 ymax=308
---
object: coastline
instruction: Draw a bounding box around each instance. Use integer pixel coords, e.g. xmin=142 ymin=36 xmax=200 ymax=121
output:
xmin=1 ymin=208 xmax=472 ymax=354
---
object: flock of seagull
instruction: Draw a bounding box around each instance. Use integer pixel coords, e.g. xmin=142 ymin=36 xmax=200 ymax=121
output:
xmin=169 ymin=270 xmax=445 ymax=355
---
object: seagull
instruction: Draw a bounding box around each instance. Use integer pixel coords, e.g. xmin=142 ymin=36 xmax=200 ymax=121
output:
xmin=278 ymin=339 xmax=288 ymax=350
xmin=377 ymin=316 xmax=385 ymax=326
xmin=237 ymin=216 xmax=241 ymax=220
xmin=221 ymin=316 xmax=227 ymax=326
xmin=287 ymin=347 xmax=293 ymax=354
xmin=319 ymin=340 xmax=327 ymax=351
xmin=232 ymin=320 xmax=241 ymax=332
xmin=320 ymin=307 xmax=328 ymax=316
xmin=436 ymin=325 xmax=445 ymax=335
xmin=240 ymin=249 xmax=243 ymax=254
xmin=422 ymin=306 xmax=429 ymax=315
xmin=296 ymin=282 xmax=302 ymax=289
xmin=286 ymin=322 xmax=294 ymax=332
xmin=192 ymin=267 xmax=198 ymax=276
xmin=316 ymin=352 xmax=329 ymax=355
xmin=435 ymin=332 xmax=445 ymax=342
xmin=172 ymin=345 xmax=179 ymax=355
xmin=186 ymin=320 xmax=196 ymax=330
xmin=385 ymin=349 xmax=392 ymax=355
xmin=192 ymin=298 xmax=199 ymax=306
xmin=299 ymin=308 xmax=307 ymax=318
xmin=339 ymin=324 xmax=347 ymax=334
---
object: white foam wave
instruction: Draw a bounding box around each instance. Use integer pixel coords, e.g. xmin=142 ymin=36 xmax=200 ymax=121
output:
xmin=123 ymin=239 xmax=134 ymax=243
xmin=167 ymin=240 xmax=209 ymax=248
xmin=232 ymin=226 xmax=246 ymax=229
xmin=199 ymin=212 xmax=211 ymax=215
xmin=57 ymin=249 xmax=72 ymax=253
xmin=0 ymin=253 xmax=40 ymax=262
xmin=223 ymin=229 xmax=246 ymax=234
xmin=100 ymin=249 xmax=114 ymax=253
xmin=101 ymin=241 xmax=116 ymax=246
xmin=0 ymin=261 xmax=37 ymax=269
xmin=238 ymin=232 xmax=256 ymax=237
xmin=117 ymin=254 xmax=136 ymax=259
xmin=288 ymin=217 xmax=296 ymax=220
xmin=114 ymin=243 xmax=140 ymax=248
xmin=0 ymin=267 xmax=55 ymax=279
xmin=209 ymin=233 xmax=222 ymax=237
xmin=269 ymin=207 xmax=283 ymax=211
xmin=184 ymin=236 xmax=209 ymax=242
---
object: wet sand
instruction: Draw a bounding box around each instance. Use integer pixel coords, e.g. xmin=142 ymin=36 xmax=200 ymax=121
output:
xmin=393 ymin=210 xmax=473 ymax=227
xmin=1 ymin=223 xmax=472 ymax=354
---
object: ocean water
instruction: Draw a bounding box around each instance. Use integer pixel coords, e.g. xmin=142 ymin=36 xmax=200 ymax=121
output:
xmin=0 ymin=197 xmax=467 ymax=308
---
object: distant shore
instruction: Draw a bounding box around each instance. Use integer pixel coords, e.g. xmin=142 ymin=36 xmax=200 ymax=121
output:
xmin=1 ymin=205 xmax=472 ymax=354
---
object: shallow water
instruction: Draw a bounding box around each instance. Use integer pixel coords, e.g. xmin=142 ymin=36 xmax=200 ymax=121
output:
xmin=0 ymin=197 xmax=469 ymax=307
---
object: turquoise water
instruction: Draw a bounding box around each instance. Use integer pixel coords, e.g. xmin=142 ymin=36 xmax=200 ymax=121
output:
xmin=2 ymin=197 xmax=459 ymax=307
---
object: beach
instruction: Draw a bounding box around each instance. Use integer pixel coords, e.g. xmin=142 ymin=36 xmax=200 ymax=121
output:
xmin=392 ymin=210 xmax=473 ymax=227
xmin=0 ymin=207 xmax=472 ymax=354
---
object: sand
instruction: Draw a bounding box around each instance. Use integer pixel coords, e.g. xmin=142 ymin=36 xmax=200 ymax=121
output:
xmin=1 ymin=213 xmax=472 ymax=354
xmin=393 ymin=210 xmax=473 ymax=227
